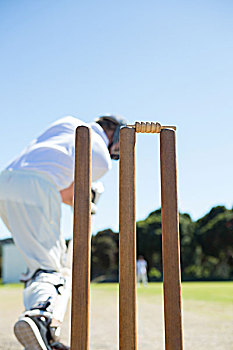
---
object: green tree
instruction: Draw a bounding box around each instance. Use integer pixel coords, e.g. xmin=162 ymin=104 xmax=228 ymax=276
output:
xmin=137 ymin=209 xmax=162 ymax=280
xmin=89 ymin=205 xmax=233 ymax=282
xmin=91 ymin=229 xmax=118 ymax=280
xmin=195 ymin=206 xmax=233 ymax=279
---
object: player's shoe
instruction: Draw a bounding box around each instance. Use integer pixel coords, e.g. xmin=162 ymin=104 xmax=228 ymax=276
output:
xmin=14 ymin=316 xmax=70 ymax=350
xmin=50 ymin=342 xmax=70 ymax=350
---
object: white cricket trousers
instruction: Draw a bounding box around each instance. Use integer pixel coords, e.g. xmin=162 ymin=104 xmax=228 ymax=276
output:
xmin=137 ymin=272 xmax=148 ymax=285
xmin=0 ymin=169 xmax=72 ymax=322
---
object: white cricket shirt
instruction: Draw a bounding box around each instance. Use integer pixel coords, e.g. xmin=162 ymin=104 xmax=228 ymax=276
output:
xmin=6 ymin=116 xmax=112 ymax=190
xmin=137 ymin=260 xmax=147 ymax=274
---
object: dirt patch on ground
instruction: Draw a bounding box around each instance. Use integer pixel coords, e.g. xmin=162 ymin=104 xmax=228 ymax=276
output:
xmin=0 ymin=285 xmax=232 ymax=349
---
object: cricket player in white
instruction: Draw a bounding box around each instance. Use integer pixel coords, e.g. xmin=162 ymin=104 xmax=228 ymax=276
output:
xmin=0 ymin=115 xmax=126 ymax=350
xmin=137 ymin=255 xmax=148 ymax=286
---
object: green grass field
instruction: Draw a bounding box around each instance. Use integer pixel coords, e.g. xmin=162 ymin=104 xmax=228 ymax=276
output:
xmin=1 ymin=281 xmax=232 ymax=304
xmin=91 ymin=281 xmax=233 ymax=304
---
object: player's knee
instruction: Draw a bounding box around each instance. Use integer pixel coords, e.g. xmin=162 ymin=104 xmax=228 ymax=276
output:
xmin=23 ymin=269 xmax=66 ymax=315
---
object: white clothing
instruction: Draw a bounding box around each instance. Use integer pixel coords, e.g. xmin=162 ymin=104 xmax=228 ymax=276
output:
xmin=0 ymin=169 xmax=70 ymax=321
xmin=137 ymin=272 xmax=148 ymax=285
xmin=0 ymin=116 xmax=113 ymax=324
xmin=137 ymin=259 xmax=148 ymax=285
xmin=137 ymin=259 xmax=147 ymax=275
xmin=0 ymin=169 xmax=64 ymax=278
xmin=6 ymin=117 xmax=112 ymax=191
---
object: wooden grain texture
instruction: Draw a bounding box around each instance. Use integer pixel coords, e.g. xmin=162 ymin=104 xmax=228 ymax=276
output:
xmin=160 ymin=129 xmax=183 ymax=350
xmin=71 ymin=126 xmax=91 ymax=350
xmin=119 ymin=127 xmax=137 ymax=350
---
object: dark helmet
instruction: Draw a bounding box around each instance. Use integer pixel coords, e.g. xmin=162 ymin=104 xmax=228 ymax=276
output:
xmin=95 ymin=114 xmax=127 ymax=144
xmin=95 ymin=114 xmax=127 ymax=160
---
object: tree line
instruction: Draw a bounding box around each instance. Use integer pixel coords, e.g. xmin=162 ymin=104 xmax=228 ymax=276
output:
xmin=0 ymin=205 xmax=232 ymax=281
xmin=91 ymin=205 xmax=233 ymax=281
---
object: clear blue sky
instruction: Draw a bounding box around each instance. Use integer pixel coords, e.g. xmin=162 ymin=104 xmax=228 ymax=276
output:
xmin=0 ymin=0 xmax=232 ymax=239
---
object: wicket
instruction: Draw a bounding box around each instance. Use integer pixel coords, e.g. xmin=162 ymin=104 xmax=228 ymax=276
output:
xmin=71 ymin=123 xmax=183 ymax=350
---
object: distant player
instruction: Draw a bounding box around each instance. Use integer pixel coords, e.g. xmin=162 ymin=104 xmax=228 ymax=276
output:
xmin=137 ymin=255 xmax=148 ymax=286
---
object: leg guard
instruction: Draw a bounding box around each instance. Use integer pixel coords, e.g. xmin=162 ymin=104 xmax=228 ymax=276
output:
xmin=23 ymin=270 xmax=66 ymax=318
xmin=52 ymin=240 xmax=73 ymax=323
